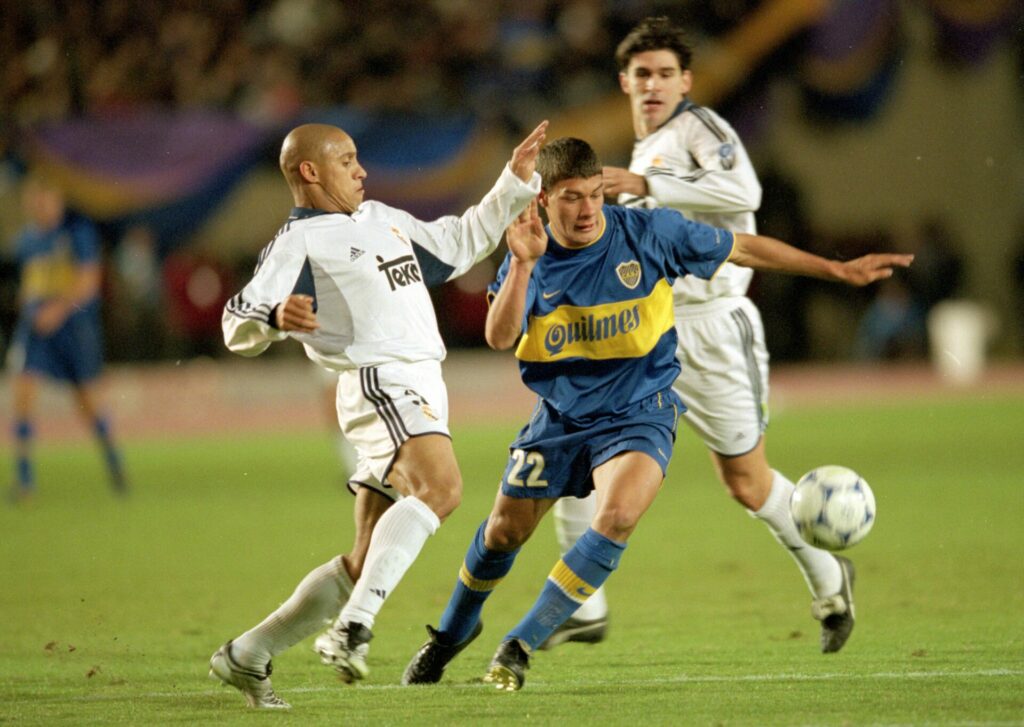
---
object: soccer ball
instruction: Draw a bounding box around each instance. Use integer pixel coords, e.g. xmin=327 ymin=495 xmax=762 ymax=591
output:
xmin=790 ymin=466 xmax=876 ymax=551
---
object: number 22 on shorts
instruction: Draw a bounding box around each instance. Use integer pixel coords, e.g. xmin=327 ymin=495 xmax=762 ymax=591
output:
xmin=507 ymin=449 xmax=548 ymax=488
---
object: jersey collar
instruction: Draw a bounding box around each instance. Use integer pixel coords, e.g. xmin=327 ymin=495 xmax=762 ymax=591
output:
xmin=637 ymin=99 xmax=693 ymax=141
xmin=289 ymin=207 xmax=331 ymax=220
xmin=547 ymin=211 xmax=607 ymax=255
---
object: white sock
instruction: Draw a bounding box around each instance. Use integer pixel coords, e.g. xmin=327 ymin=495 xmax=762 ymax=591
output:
xmin=750 ymin=470 xmax=842 ymax=598
xmin=233 ymin=555 xmax=353 ymax=667
xmin=552 ymin=494 xmax=609 ymax=621
xmin=337 ymin=495 xmax=440 ymax=630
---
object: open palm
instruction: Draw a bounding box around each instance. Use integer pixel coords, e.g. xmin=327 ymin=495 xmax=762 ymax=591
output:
xmin=506 ymin=198 xmax=547 ymax=263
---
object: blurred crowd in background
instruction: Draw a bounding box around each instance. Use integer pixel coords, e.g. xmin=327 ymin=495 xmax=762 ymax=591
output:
xmin=1 ymin=0 xmax=1022 ymax=365
xmin=1 ymin=0 xmax=654 ymax=136
xmin=4 ymin=0 xmax=1021 ymax=133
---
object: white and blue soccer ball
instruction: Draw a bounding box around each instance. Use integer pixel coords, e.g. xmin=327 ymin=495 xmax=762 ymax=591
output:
xmin=790 ymin=466 xmax=876 ymax=551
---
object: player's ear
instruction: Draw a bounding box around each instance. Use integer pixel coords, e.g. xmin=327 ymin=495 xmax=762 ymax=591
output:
xmin=618 ymin=71 xmax=630 ymax=95
xmin=298 ymin=160 xmax=318 ymax=184
xmin=680 ymin=69 xmax=693 ymax=96
xmin=538 ymin=189 xmax=549 ymax=208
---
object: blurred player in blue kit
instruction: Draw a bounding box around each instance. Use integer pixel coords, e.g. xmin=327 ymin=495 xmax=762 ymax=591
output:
xmin=7 ymin=175 xmax=127 ymax=502
xmin=209 ymin=120 xmax=546 ymax=708
xmin=549 ymin=16 xmax=868 ymax=655
xmin=402 ymin=137 xmax=912 ymax=690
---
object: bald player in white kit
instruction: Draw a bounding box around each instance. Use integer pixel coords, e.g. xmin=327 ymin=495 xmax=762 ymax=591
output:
xmin=210 ymin=120 xmax=546 ymax=708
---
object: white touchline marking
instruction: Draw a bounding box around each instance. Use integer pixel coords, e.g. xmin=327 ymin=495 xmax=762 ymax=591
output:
xmin=35 ymin=668 xmax=1024 ymax=703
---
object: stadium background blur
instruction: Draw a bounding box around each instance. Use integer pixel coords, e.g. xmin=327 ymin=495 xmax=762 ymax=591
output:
xmin=0 ymin=0 xmax=1021 ymax=373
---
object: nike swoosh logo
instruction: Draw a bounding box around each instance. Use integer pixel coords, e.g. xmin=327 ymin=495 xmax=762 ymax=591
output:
xmin=576 ymin=585 xmax=594 ymax=597
xmin=542 ymin=290 xmax=561 ymax=300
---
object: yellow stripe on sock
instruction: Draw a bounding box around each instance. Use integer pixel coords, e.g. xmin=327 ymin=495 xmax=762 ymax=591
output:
xmin=459 ymin=562 xmax=503 ymax=592
xmin=548 ymin=559 xmax=597 ymax=604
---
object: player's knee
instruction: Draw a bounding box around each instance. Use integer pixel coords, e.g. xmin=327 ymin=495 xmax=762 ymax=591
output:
xmin=416 ymin=480 xmax=462 ymax=521
xmin=392 ymin=460 xmax=463 ymax=519
xmin=722 ymin=470 xmax=769 ymax=510
xmin=483 ymin=513 xmax=531 ymax=551
xmin=592 ymin=504 xmax=640 ymax=542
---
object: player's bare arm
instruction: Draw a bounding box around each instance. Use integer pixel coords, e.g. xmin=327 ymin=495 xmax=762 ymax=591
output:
xmin=601 ymin=166 xmax=648 ymax=198
xmin=275 ymin=294 xmax=319 ymax=333
xmin=729 ymin=232 xmax=915 ymax=286
xmin=485 ymin=200 xmax=545 ymax=350
xmin=509 ymin=121 xmax=549 ymax=182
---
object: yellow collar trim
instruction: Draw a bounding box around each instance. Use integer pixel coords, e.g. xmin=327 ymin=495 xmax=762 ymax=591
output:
xmin=549 ymin=211 xmax=607 ymax=251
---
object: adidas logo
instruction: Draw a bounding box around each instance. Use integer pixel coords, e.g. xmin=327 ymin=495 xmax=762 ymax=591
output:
xmin=370 ymin=588 xmax=387 ymax=600
xmin=350 ymin=247 xmax=365 ymax=261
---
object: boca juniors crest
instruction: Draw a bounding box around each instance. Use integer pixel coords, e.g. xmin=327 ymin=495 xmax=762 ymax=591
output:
xmin=615 ymin=260 xmax=641 ymax=290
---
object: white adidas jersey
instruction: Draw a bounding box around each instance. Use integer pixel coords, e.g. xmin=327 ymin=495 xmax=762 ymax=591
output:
xmin=620 ymin=101 xmax=762 ymax=306
xmin=223 ymin=164 xmax=540 ymax=370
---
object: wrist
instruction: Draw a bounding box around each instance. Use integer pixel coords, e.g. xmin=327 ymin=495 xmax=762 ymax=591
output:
xmin=508 ymin=161 xmax=533 ymax=185
xmin=509 ymin=257 xmax=537 ymax=276
xmin=826 ymin=259 xmax=846 ymax=283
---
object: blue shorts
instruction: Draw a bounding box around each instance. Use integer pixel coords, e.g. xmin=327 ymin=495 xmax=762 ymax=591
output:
xmin=12 ymin=305 xmax=104 ymax=384
xmin=500 ymin=388 xmax=682 ymax=500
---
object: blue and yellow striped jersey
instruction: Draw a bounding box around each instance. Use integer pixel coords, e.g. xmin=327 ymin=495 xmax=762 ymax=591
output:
xmin=16 ymin=213 xmax=100 ymax=306
xmin=489 ymin=205 xmax=733 ymax=426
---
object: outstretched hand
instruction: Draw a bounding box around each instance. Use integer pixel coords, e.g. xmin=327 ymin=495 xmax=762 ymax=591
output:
xmin=602 ymin=166 xmax=648 ymax=198
xmin=837 ymin=254 xmax=915 ymax=286
xmin=506 ymin=198 xmax=546 ymax=263
xmin=509 ymin=121 xmax=548 ymax=183
xmin=275 ymin=294 xmax=319 ymax=333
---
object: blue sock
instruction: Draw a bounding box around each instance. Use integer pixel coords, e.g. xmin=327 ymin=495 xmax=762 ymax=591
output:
xmin=437 ymin=520 xmax=519 ymax=646
xmin=507 ymin=528 xmax=626 ymax=650
xmin=14 ymin=420 xmax=34 ymax=491
xmin=93 ymin=416 xmax=125 ymax=489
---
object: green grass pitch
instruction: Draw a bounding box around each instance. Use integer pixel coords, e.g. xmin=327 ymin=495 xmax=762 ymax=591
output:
xmin=2 ymin=394 xmax=1022 ymax=725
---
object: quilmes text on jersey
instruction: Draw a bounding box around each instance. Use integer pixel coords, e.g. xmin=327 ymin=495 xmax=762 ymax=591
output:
xmin=517 ymin=280 xmax=675 ymax=362
xmin=544 ymin=305 xmax=641 ymax=355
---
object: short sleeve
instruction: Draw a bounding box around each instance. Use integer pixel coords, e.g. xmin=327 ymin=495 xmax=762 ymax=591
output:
xmin=68 ymin=216 xmax=101 ymax=265
xmin=485 ymin=253 xmax=510 ymax=305
xmin=647 ymin=207 xmax=733 ymax=281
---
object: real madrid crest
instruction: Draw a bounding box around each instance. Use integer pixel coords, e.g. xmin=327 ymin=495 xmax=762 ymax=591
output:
xmin=615 ymin=260 xmax=641 ymax=289
xmin=390 ymin=226 xmax=411 ymax=246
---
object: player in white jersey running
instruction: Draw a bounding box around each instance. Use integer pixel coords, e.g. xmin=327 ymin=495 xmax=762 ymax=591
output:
xmin=545 ymin=17 xmax=856 ymax=654
xmin=209 ymin=120 xmax=546 ymax=709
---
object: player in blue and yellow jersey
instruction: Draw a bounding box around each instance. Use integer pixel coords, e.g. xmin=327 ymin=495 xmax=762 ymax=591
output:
xmin=549 ymin=15 xmax=869 ymax=656
xmin=402 ymin=137 xmax=912 ymax=691
xmin=7 ymin=176 xmax=127 ymax=501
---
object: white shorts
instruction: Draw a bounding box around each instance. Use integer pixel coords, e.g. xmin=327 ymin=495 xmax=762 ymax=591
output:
xmin=336 ymin=359 xmax=450 ymax=501
xmin=312 ymin=360 xmax=339 ymax=387
xmin=672 ymin=296 xmax=769 ymax=457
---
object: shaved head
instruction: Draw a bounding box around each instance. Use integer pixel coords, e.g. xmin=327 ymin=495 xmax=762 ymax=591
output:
xmin=279 ymin=124 xmax=348 ymax=181
xmin=279 ymin=123 xmax=366 ymax=213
